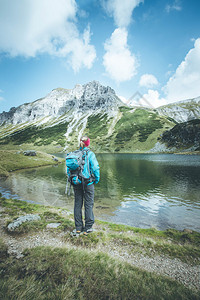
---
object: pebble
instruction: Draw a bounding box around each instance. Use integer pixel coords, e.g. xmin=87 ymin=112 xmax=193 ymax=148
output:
xmin=46 ymin=223 xmax=61 ymax=229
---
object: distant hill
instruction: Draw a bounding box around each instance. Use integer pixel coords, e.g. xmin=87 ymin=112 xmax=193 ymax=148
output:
xmin=157 ymin=97 xmax=200 ymax=123
xmin=0 ymin=81 xmax=199 ymax=153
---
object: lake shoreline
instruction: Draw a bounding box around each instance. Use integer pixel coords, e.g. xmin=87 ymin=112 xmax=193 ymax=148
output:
xmin=0 ymin=149 xmax=199 ymax=177
xmin=1 ymin=150 xmax=200 ymax=233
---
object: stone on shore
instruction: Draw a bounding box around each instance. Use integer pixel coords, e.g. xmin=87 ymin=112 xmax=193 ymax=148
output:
xmin=46 ymin=223 xmax=61 ymax=229
xmin=7 ymin=214 xmax=41 ymax=232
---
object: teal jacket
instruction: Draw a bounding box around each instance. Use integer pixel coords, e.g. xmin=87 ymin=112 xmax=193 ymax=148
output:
xmin=67 ymin=147 xmax=100 ymax=185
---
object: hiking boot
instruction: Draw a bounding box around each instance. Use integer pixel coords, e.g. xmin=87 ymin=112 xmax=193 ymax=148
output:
xmin=83 ymin=228 xmax=93 ymax=235
xmin=70 ymin=229 xmax=83 ymax=237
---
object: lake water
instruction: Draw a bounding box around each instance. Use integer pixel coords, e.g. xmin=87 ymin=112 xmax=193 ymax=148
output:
xmin=0 ymin=153 xmax=200 ymax=232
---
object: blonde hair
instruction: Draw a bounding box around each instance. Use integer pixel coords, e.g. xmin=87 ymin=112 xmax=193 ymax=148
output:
xmin=80 ymin=136 xmax=89 ymax=148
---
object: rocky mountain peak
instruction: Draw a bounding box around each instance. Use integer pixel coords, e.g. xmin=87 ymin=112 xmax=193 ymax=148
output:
xmin=0 ymin=81 xmax=123 ymax=125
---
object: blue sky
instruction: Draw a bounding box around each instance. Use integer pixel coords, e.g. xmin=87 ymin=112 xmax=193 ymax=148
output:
xmin=0 ymin=0 xmax=200 ymax=113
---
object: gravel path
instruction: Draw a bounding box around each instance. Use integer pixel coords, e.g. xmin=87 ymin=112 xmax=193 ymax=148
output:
xmin=0 ymin=210 xmax=199 ymax=291
xmin=104 ymin=244 xmax=200 ymax=291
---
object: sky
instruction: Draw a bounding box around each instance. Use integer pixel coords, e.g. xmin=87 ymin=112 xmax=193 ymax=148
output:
xmin=0 ymin=0 xmax=200 ymax=113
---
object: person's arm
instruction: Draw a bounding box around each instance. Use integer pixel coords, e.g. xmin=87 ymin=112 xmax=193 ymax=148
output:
xmin=89 ymin=152 xmax=100 ymax=184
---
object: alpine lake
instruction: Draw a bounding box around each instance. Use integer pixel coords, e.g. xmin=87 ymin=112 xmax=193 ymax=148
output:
xmin=0 ymin=153 xmax=200 ymax=232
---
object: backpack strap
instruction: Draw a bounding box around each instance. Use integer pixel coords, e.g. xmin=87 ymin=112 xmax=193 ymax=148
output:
xmin=81 ymin=149 xmax=93 ymax=192
xmin=84 ymin=149 xmax=91 ymax=176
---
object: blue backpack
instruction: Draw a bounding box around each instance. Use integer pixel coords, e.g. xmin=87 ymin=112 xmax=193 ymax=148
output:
xmin=65 ymin=149 xmax=91 ymax=194
xmin=66 ymin=150 xmax=85 ymax=172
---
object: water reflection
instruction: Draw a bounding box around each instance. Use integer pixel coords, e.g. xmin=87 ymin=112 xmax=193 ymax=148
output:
xmin=0 ymin=154 xmax=200 ymax=231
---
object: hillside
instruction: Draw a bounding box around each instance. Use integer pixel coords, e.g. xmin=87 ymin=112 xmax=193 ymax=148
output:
xmin=160 ymin=119 xmax=200 ymax=151
xmin=157 ymin=97 xmax=200 ymax=123
xmin=0 ymin=108 xmax=175 ymax=153
xmin=0 ymin=81 xmax=199 ymax=153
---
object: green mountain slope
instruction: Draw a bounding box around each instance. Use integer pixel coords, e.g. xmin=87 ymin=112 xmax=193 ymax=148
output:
xmin=160 ymin=119 xmax=200 ymax=151
xmin=0 ymin=107 xmax=175 ymax=153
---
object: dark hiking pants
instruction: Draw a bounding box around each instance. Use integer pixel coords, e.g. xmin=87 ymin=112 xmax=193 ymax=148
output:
xmin=73 ymin=183 xmax=95 ymax=231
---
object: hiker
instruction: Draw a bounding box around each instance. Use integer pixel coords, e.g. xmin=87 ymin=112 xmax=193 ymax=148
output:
xmin=66 ymin=136 xmax=100 ymax=237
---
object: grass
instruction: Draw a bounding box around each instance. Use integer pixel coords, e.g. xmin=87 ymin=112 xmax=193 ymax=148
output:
xmin=0 ymin=238 xmax=8 ymax=261
xmin=0 ymin=106 xmax=177 ymax=154
xmin=99 ymin=221 xmax=200 ymax=247
xmin=109 ymin=233 xmax=200 ymax=264
xmin=0 ymin=150 xmax=63 ymax=177
xmin=114 ymin=108 xmax=172 ymax=145
xmin=105 ymin=107 xmax=175 ymax=152
xmin=0 ymin=245 xmax=199 ymax=300
xmin=86 ymin=113 xmax=109 ymax=137
xmin=0 ymin=122 xmax=69 ymax=148
xmin=0 ymin=196 xmax=74 ymax=234
xmin=82 ymin=107 xmax=176 ymax=153
xmin=1 ymin=196 xmax=200 ymax=263
xmin=0 ymin=195 xmax=200 ymax=299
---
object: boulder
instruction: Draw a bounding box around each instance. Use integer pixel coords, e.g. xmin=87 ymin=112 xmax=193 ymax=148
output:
xmin=183 ymin=228 xmax=193 ymax=234
xmin=23 ymin=150 xmax=37 ymax=156
xmin=52 ymin=156 xmax=58 ymax=162
xmin=7 ymin=214 xmax=41 ymax=232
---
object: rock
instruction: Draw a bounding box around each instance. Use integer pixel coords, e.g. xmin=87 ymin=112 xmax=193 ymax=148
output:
xmin=23 ymin=150 xmax=37 ymax=156
xmin=149 ymin=141 xmax=176 ymax=153
xmin=52 ymin=157 xmax=58 ymax=162
xmin=46 ymin=223 xmax=61 ymax=229
xmin=7 ymin=214 xmax=41 ymax=232
xmin=61 ymin=210 xmax=71 ymax=216
xmin=183 ymin=229 xmax=193 ymax=234
xmin=96 ymin=205 xmax=110 ymax=209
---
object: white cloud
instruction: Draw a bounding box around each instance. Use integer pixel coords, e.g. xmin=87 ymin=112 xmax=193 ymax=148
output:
xmin=102 ymin=0 xmax=143 ymax=27
xmin=140 ymin=90 xmax=166 ymax=108
xmin=0 ymin=0 xmax=96 ymax=71
xmin=139 ymin=74 xmax=158 ymax=88
xmin=164 ymin=38 xmax=200 ymax=102
xmin=165 ymin=0 xmax=182 ymax=13
xmin=103 ymin=28 xmax=138 ymax=82
xmin=118 ymin=95 xmax=128 ymax=104
xmin=57 ymin=26 xmax=96 ymax=72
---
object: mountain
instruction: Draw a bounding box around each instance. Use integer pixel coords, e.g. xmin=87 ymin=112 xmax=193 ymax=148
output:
xmin=0 ymin=81 xmax=199 ymax=153
xmin=0 ymin=81 xmax=122 ymax=126
xmin=157 ymin=97 xmax=200 ymax=123
xmin=150 ymin=119 xmax=200 ymax=153
xmin=160 ymin=119 xmax=200 ymax=151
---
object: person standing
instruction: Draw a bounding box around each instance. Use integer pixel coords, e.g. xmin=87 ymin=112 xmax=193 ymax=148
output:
xmin=67 ymin=136 xmax=100 ymax=237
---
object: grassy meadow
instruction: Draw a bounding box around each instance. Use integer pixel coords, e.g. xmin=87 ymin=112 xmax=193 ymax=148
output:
xmin=0 ymin=196 xmax=200 ymax=299
xmin=0 ymin=150 xmax=64 ymax=177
